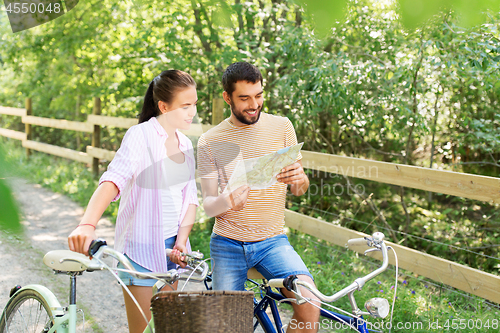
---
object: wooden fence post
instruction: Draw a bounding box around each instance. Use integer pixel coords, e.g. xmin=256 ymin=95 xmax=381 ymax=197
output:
xmin=92 ymin=97 xmax=101 ymax=178
xmin=25 ymin=98 xmax=32 ymax=159
xmin=212 ymin=98 xmax=225 ymax=125
xmin=75 ymin=95 xmax=81 ymax=151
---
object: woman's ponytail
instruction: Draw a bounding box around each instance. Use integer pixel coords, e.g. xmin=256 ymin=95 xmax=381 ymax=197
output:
xmin=138 ymin=70 xmax=196 ymax=124
xmin=139 ymin=80 xmax=159 ymax=123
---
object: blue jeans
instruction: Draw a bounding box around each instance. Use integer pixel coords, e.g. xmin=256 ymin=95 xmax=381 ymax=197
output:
xmin=117 ymin=236 xmax=177 ymax=287
xmin=210 ymin=233 xmax=312 ymax=291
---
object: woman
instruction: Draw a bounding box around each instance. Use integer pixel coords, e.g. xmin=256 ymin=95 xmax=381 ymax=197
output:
xmin=68 ymin=70 xmax=199 ymax=333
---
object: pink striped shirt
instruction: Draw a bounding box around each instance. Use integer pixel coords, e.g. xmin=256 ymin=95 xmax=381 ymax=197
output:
xmin=99 ymin=117 xmax=199 ymax=272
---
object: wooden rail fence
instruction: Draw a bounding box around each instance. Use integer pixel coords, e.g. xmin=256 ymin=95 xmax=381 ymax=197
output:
xmin=1 ymin=98 xmax=499 ymax=303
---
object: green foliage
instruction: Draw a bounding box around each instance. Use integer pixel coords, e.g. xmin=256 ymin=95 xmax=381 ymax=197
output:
xmin=189 ymin=217 xmax=215 ymax=256
xmin=0 ymin=0 xmax=498 ymax=267
xmin=1 ymin=0 xmax=499 ymax=170
xmin=291 ymin=0 xmax=500 ymax=40
xmin=295 ymin=0 xmax=348 ymax=37
xmin=0 ymin=142 xmax=21 ymax=233
xmin=399 ymin=0 xmax=500 ymax=29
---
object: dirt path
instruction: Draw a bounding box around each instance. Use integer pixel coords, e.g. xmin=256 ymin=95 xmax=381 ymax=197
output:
xmin=0 ymin=178 xmax=128 ymax=332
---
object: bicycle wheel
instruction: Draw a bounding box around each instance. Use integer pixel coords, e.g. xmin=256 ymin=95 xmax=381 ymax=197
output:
xmin=0 ymin=287 xmax=56 ymax=333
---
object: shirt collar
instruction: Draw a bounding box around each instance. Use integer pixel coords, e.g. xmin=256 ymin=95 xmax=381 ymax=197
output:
xmin=149 ymin=117 xmax=187 ymax=149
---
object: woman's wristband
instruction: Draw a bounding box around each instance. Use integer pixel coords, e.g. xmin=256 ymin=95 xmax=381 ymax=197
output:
xmin=77 ymin=223 xmax=96 ymax=230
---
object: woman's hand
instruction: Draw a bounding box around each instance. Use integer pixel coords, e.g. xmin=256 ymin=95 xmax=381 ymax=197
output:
xmin=169 ymin=242 xmax=188 ymax=268
xmin=68 ymin=225 xmax=96 ymax=256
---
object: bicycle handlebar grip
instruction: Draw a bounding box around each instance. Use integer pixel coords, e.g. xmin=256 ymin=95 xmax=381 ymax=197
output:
xmin=347 ymin=237 xmax=368 ymax=247
xmin=283 ymin=275 xmax=298 ymax=292
xmin=267 ymin=279 xmax=285 ymax=288
xmin=89 ymin=238 xmax=107 ymax=257
xmin=268 ymin=275 xmax=298 ymax=291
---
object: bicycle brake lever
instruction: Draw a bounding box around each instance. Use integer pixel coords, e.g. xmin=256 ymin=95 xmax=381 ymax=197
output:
xmin=277 ymin=298 xmax=299 ymax=305
xmin=292 ymin=280 xmax=308 ymax=305
xmin=364 ymin=248 xmax=380 ymax=255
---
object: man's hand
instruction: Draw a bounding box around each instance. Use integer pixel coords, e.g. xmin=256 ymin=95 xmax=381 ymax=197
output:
xmin=224 ymin=185 xmax=250 ymax=211
xmin=277 ymin=162 xmax=307 ymax=185
xmin=277 ymin=161 xmax=309 ymax=196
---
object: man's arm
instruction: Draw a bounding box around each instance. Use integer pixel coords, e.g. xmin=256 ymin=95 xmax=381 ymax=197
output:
xmin=277 ymin=160 xmax=309 ymax=196
xmin=201 ymin=178 xmax=250 ymax=217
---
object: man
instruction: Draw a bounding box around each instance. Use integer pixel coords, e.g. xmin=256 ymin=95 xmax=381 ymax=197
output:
xmin=198 ymin=62 xmax=320 ymax=333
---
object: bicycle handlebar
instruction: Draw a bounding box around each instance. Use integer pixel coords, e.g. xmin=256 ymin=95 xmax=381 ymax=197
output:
xmin=346 ymin=237 xmax=368 ymax=247
xmin=268 ymin=232 xmax=390 ymax=304
xmin=88 ymin=240 xmax=210 ymax=284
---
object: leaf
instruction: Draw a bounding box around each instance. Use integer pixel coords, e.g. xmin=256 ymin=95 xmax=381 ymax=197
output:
xmin=295 ymin=0 xmax=348 ymax=37
xmin=0 ymin=180 xmax=22 ymax=233
xmin=0 ymin=146 xmax=21 ymax=233
xmin=399 ymin=0 xmax=453 ymax=30
xmin=210 ymin=0 xmax=232 ymax=28
xmin=442 ymin=208 xmax=453 ymax=215
xmin=398 ymin=0 xmax=500 ymax=29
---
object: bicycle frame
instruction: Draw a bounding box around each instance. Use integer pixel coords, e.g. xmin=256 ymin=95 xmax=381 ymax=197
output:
xmin=5 ymin=284 xmax=71 ymax=333
xmin=46 ymin=308 xmax=77 ymax=333
xmin=6 ymin=283 xmax=157 ymax=333
xmin=2 ymin=234 xmax=389 ymax=333
xmin=0 ymin=244 xmax=206 ymax=333
xmin=252 ymin=285 xmax=369 ymax=333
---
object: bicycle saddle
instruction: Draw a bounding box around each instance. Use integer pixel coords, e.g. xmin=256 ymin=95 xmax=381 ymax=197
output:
xmin=43 ymin=250 xmax=92 ymax=273
xmin=247 ymin=267 xmax=265 ymax=280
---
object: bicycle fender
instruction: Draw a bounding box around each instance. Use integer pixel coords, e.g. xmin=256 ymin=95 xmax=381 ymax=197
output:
xmin=12 ymin=284 xmax=65 ymax=317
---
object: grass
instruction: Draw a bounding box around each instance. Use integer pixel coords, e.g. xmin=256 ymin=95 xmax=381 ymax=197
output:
xmin=2 ymin=137 xmax=500 ymax=332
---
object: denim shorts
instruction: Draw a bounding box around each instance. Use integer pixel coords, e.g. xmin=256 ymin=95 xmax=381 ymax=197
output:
xmin=210 ymin=233 xmax=312 ymax=291
xmin=117 ymin=236 xmax=177 ymax=287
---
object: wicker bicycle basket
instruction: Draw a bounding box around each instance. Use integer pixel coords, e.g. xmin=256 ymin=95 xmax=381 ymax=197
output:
xmin=151 ymin=290 xmax=254 ymax=333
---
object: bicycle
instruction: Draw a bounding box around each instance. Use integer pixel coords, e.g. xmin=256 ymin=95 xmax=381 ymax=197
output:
xmin=0 ymin=232 xmax=397 ymax=333
xmin=0 ymin=240 xmax=211 ymax=333
xmin=246 ymin=232 xmax=398 ymax=333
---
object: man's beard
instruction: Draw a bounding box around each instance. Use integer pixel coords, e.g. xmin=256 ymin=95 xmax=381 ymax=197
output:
xmin=229 ymin=100 xmax=262 ymax=125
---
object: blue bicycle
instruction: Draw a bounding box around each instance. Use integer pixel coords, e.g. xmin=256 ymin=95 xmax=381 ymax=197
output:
xmin=246 ymin=232 xmax=397 ymax=333
xmin=0 ymin=232 xmax=395 ymax=333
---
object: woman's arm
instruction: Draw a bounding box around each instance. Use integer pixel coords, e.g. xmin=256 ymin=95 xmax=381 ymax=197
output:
xmin=68 ymin=181 xmax=118 ymax=256
xmin=170 ymin=204 xmax=197 ymax=267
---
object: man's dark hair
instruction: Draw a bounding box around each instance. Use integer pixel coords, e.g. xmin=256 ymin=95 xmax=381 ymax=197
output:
xmin=222 ymin=62 xmax=263 ymax=97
